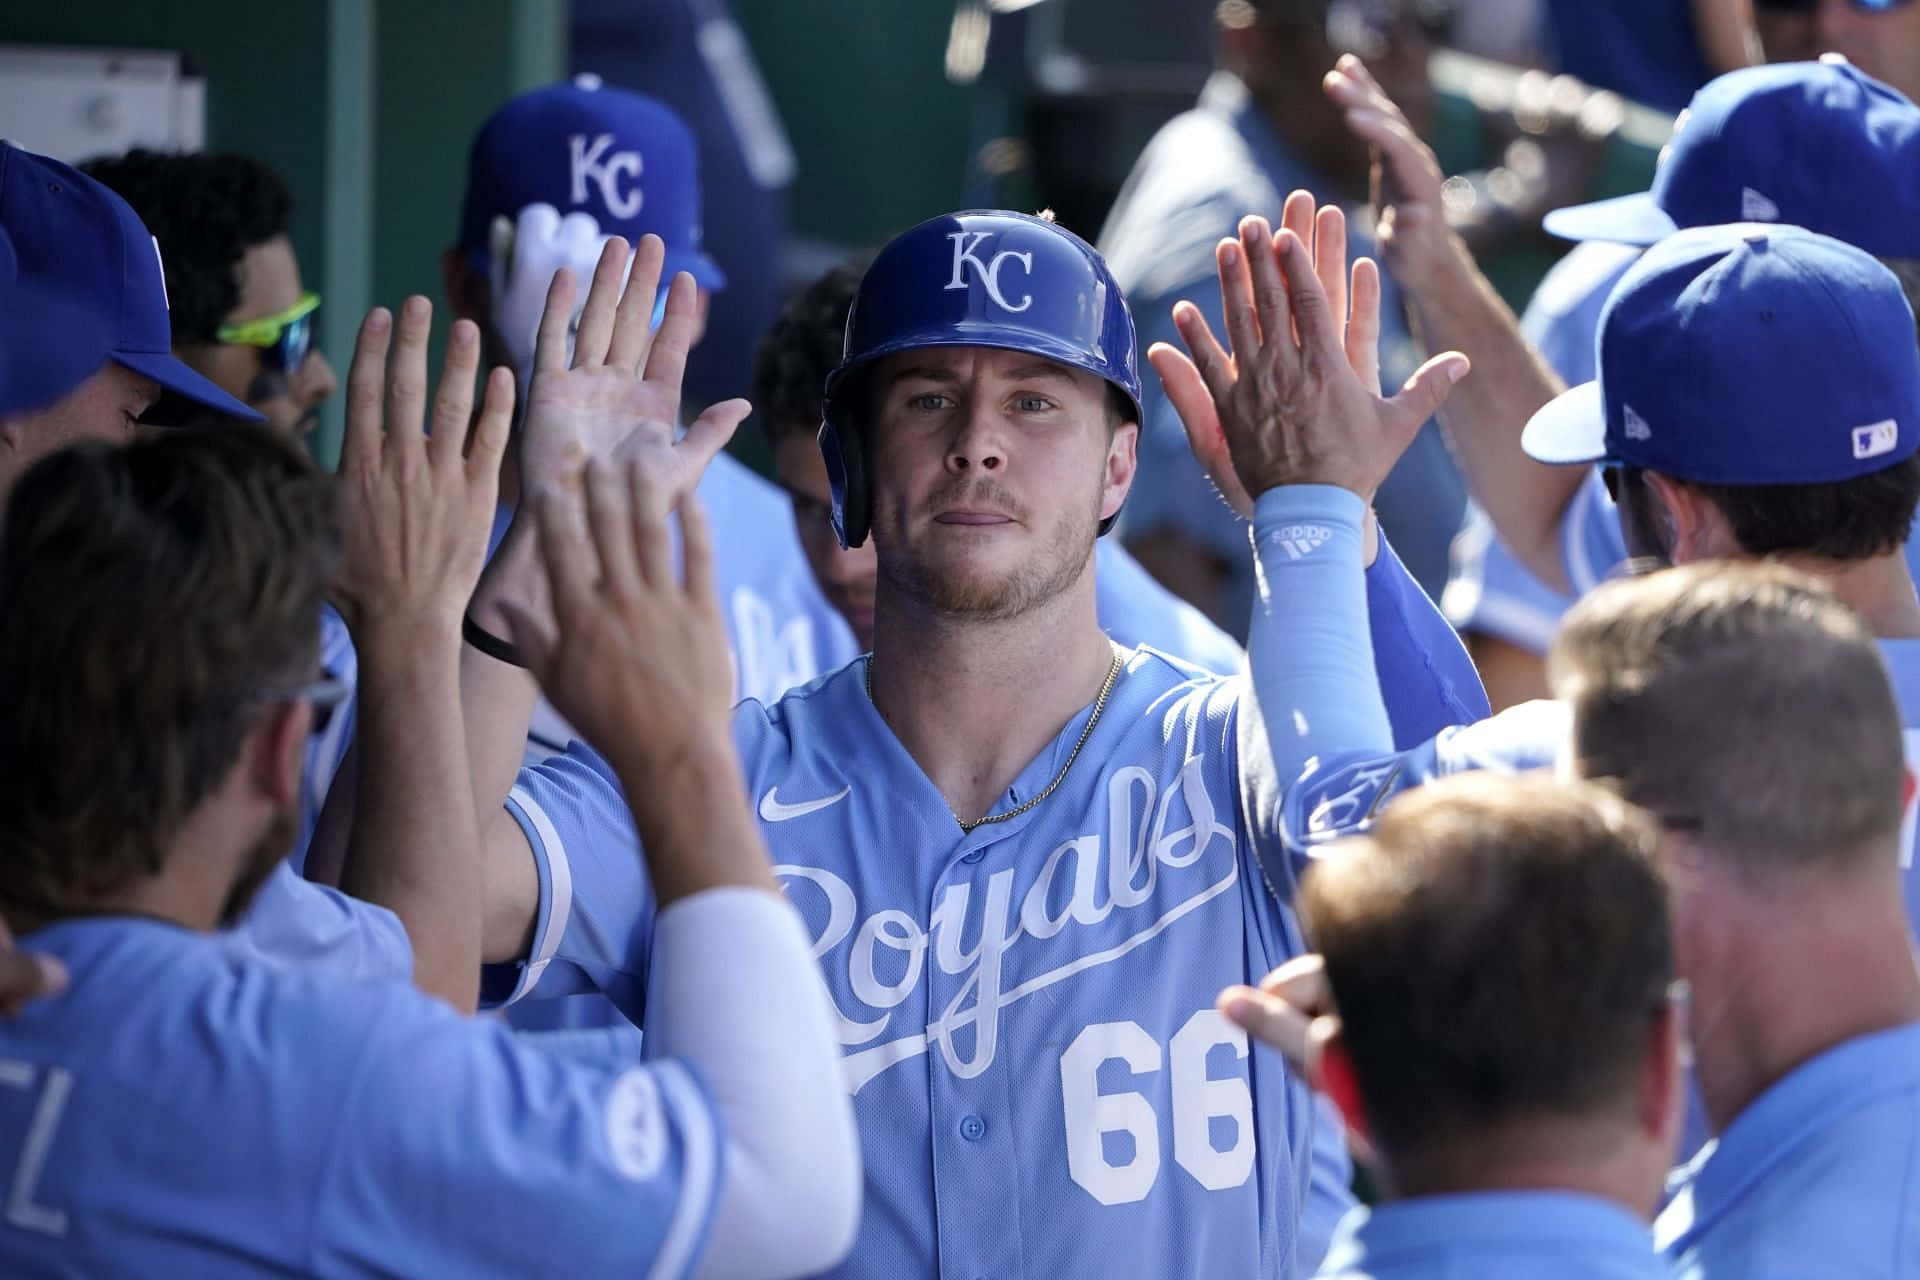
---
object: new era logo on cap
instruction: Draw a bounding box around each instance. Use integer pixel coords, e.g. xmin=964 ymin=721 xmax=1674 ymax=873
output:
xmin=1623 ymin=404 xmax=1653 ymax=441
xmin=1854 ymin=418 xmax=1900 ymax=460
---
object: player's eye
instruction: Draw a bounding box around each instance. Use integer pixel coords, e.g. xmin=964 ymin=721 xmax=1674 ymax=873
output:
xmin=1013 ymin=394 xmax=1055 ymax=413
xmin=906 ymin=392 xmax=951 ymax=412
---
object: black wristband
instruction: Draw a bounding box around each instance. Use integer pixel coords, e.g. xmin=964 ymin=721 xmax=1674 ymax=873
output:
xmin=463 ymin=614 xmax=527 ymax=668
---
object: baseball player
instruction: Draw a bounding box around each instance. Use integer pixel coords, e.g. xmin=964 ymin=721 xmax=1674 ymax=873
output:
xmin=0 ymin=142 xmax=412 ymax=986
xmin=1177 ymin=217 xmax=1920 ymax=1273
xmin=0 ymin=322 xmax=859 ymax=1273
xmin=1289 ymin=774 xmax=1682 ymax=1280
xmin=750 ymin=257 xmax=1248 ymax=672
xmin=1400 ymin=59 xmax=1920 ymax=702
xmin=404 ymin=200 xmax=1486 ymax=1279
xmin=447 ymin=75 xmax=856 ymax=712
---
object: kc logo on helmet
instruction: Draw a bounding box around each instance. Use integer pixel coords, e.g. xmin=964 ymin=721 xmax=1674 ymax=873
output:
xmin=946 ymin=231 xmax=1033 ymax=313
xmin=569 ymin=133 xmax=644 ymax=220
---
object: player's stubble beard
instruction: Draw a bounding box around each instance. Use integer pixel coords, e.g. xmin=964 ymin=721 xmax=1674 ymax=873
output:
xmin=878 ymin=472 xmax=1102 ymax=622
xmin=216 ymin=805 xmax=298 ymax=929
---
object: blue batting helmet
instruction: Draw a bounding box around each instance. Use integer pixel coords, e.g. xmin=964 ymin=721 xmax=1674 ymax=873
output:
xmin=818 ymin=210 xmax=1143 ymax=548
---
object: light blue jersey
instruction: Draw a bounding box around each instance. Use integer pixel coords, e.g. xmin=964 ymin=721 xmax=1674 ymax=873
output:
xmin=1441 ymin=506 xmax=1577 ymax=654
xmin=484 ymin=501 xmax=1488 ymax=1277
xmin=1095 ymin=539 xmax=1243 ymax=673
xmin=1655 ymin=1022 xmax=1920 ymax=1279
xmin=1317 ymin=1192 xmax=1664 ymax=1279
xmin=0 ymin=916 xmax=722 ymax=1278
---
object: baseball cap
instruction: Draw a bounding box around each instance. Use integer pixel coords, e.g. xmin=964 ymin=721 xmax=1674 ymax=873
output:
xmin=0 ymin=143 xmax=262 ymax=422
xmin=0 ymin=225 xmax=111 ymax=417
xmin=1543 ymin=58 xmax=1920 ymax=257
xmin=1523 ymin=224 xmax=1920 ymax=483
xmin=457 ymin=74 xmax=725 ymax=291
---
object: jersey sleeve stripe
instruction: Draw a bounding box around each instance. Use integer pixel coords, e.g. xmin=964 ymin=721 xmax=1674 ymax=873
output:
xmin=499 ymin=785 xmax=576 ymax=1007
xmin=646 ymin=1061 xmax=722 ymax=1280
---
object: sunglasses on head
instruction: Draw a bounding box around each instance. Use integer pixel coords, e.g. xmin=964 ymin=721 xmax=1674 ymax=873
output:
xmin=216 ymin=292 xmax=320 ymax=373
xmin=1755 ymin=0 xmax=1915 ymax=11
xmin=254 ymin=674 xmax=350 ymax=737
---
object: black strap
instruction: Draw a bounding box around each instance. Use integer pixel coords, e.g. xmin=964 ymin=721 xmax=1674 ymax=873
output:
xmin=462 ymin=614 xmax=528 ymax=669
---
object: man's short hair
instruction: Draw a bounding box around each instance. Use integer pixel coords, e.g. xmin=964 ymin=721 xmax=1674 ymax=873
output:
xmin=0 ymin=427 xmax=336 ymax=912
xmin=80 ymin=150 xmax=294 ymax=346
xmin=1301 ymin=773 xmax=1672 ymax=1171
xmin=1549 ymin=560 xmax=1907 ymax=871
xmin=753 ymin=259 xmax=867 ymax=448
xmin=1674 ymin=454 xmax=1920 ymax=563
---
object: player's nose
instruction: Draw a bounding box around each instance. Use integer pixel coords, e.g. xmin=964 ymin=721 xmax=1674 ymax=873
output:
xmin=945 ymin=395 xmax=1006 ymax=473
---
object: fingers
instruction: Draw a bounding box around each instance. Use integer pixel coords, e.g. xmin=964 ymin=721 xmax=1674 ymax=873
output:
xmin=678 ymin=490 xmax=718 ymax=614
xmin=640 ymin=271 xmax=700 ymax=396
xmin=626 ymin=455 xmax=677 ymax=591
xmin=1148 ymin=340 xmax=1251 ymax=520
xmin=572 ymin=238 xmax=633 ymax=368
xmin=343 ymin=307 xmax=393 ymax=469
xmin=1391 ymin=351 xmax=1472 ymax=430
xmin=1279 ymin=190 xmax=1317 ymax=254
xmin=384 ymin=297 xmax=434 ymax=454
xmin=1314 ymin=205 xmax=1349 ymax=343
xmin=607 ymin=235 xmax=667 ymax=373
xmin=675 ymin=397 xmax=750 ymax=485
xmin=585 ymin=458 xmax=644 ymax=598
xmin=428 ymin=320 xmax=482 ymax=469
xmin=1258 ymin=953 xmax=1333 ymax=1013
xmin=1275 ymin=231 xmax=1344 ymax=364
xmin=1170 ymin=301 xmax=1238 ymax=422
xmin=467 ymin=366 xmax=516 ymax=485
xmin=1240 ymin=216 xmax=1297 ymax=368
xmin=1348 ymin=259 xmax=1383 ymax=394
xmin=532 ymin=268 xmax=578 ymax=376
xmin=1216 ymin=236 xmax=1263 ymax=369
xmin=1218 ymin=984 xmax=1315 ymax=1075
xmin=0 ymin=951 xmax=66 ymax=1016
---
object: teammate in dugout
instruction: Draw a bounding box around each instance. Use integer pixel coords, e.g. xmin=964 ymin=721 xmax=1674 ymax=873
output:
xmin=0 ymin=292 xmax=859 ymax=1274
xmin=1177 ymin=201 xmax=1920 ymax=1271
xmin=350 ymin=195 xmax=1492 ymax=1277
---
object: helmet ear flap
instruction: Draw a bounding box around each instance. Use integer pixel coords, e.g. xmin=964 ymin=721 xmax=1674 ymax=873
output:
xmin=819 ymin=409 xmax=870 ymax=550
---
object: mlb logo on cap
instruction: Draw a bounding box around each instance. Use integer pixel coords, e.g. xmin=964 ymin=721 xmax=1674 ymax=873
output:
xmin=458 ymin=74 xmax=725 ymax=292
xmin=1523 ymin=224 xmax=1920 ymax=484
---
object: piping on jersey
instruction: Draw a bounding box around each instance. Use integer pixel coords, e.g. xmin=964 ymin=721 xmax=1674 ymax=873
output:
xmin=865 ymin=646 xmax=1125 ymax=833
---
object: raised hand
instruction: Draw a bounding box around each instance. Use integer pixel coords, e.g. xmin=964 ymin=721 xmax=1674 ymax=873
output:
xmin=518 ymin=234 xmax=747 ymax=511
xmin=1324 ymin=54 xmax=1457 ymax=293
xmin=1149 ymin=197 xmax=1466 ymax=507
xmin=502 ymin=456 xmax=735 ymax=773
xmin=1150 ymin=191 xmax=1385 ymax=519
xmin=334 ymin=298 xmax=513 ymax=637
xmin=487 ymin=202 xmax=615 ymax=402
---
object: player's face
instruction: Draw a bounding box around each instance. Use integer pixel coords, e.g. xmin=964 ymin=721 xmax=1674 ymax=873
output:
xmin=773 ymin=426 xmax=878 ymax=647
xmin=865 ymin=346 xmax=1135 ymax=621
xmin=183 ymin=236 xmax=337 ymax=442
xmin=1755 ymin=2 xmax=1920 ymax=102
xmin=0 ymin=361 xmax=159 ymax=503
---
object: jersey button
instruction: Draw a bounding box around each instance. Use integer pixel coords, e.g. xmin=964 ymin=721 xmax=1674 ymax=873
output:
xmin=959 ymin=1113 xmax=988 ymax=1141
xmin=960 ymin=849 xmax=985 ymax=864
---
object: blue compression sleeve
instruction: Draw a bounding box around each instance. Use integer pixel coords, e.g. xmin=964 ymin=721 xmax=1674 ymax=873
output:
xmin=1248 ymin=486 xmax=1396 ymax=790
xmin=1367 ymin=532 xmax=1492 ymax=745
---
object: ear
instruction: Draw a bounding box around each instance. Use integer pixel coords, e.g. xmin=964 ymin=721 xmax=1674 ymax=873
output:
xmin=1642 ymin=999 xmax=1687 ymax=1155
xmin=442 ymin=248 xmax=490 ymax=325
xmin=246 ymin=701 xmax=309 ymax=813
xmin=1101 ymin=419 xmax=1140 ymax=523
xmin=1642 ymin=472 xmax=1728 ymax=561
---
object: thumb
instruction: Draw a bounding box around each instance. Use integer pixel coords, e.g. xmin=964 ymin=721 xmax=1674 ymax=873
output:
xmin=1388 ymin=351 xmax=1470 ymax=429
xmin=675 ymin=399 xmax=750 ymax=481
xmin=1218 ymin=984 xmax=1313 ymax=1075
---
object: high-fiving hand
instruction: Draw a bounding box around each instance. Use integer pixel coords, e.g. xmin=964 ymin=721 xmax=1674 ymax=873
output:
xmin=1149 ymin=193 xmax=1468 ymax=506
xmin=518 ymin=235 xmax=747 ymax=514
xmin=333 ymin=299 xmax=513 ymax=636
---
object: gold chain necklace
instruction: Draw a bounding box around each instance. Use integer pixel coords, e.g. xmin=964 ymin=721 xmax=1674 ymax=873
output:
xmin=867 ymin=647 xmax=1126 ymax=833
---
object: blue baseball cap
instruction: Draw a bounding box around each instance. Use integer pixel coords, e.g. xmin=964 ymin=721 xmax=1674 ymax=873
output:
xmin=0 ymin=143 xmax=261 ymax=422
xmin=457 ymin=74 xmax=725 ymax=291
xmin=0 ymin=225 xmax=111 ymax=417
xmin=1523 ymin=224 xmax=1920 ymax=484
xmin=1544 ymin=58 xmax=1920 ymax=257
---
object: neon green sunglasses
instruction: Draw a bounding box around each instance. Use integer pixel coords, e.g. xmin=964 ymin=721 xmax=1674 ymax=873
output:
xmin=216 ymin=292 xmax=320 ymax=372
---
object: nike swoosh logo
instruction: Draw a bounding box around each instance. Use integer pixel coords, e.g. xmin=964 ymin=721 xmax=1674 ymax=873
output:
xmin=758 ymin=785 xmax=851 ymax=822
